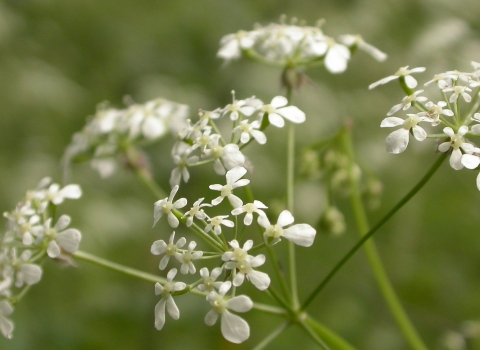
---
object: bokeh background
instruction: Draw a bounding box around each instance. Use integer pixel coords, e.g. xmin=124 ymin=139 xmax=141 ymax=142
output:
xmin=1 ymin=0 xmax=480 ymax=349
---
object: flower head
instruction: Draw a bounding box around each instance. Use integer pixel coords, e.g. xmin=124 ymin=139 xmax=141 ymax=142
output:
xmin=153 ymin=186 xmax=187 ymax=228
xmin=209 ymin=167 xmax=250 ymax=208
xmin=380 ymin=114 xmax=432 ymax=154
xmin=154 ymin=268 xmax=186 ymax=331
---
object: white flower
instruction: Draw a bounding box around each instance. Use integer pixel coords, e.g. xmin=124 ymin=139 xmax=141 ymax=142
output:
xmin=369 ymin=66 xmax=426 ymax=90
xmin=438 ymin=126 xmax=474 ymax=170
xmin=222 ymin=95 xmax=257 ymax=121
xmin=204 ymin=281 xmax=253 ymax=344
xmin=0 ymin=301 xmax=14 ymax=339
xmin=38 ymin=183 xmax=82 ymax=212
xmin=222 ymin=240 xmax=270 ymax=290
xmin=197 ymin=267 xmax=223 ymax=293
xmin=174 ymin=240 xmax=203 ymax=274
xmin=217 ymin=31 xmax=257 ymax=60
xmin=443 ymin=85 xmax=472 ymax=103
xmin=153 ymin=185 xmax=187 ymax=228
xmin=204 ymin=135 xmax=245 ymax=175
xmin=418 ymin=101 xmax=454 ymax=126
xmin=205 ymin=216 xmax=234 ymax=235
xmin=232 ymin=120 xmax=267 ymax=145
xmin=169 ymin=148 xmax=199 ymax=188
xmin=231 ymin=200 xmax=268 ymax=226
xmin=339 ymin=34 xmax=387 ymax=62
xmin=43 ymin=215 xmax=82 ymax=258
xmin=151 ymin=232 xmax=186 ymax=270
xmin=11 ymin=250 xmax=42 ymax=288
xmin=209 ymin=167 xmax=250 ymax=207
xmin=387 ymin=90 xmax=428 ymax=116
xmin=260 ymin=96 xmax=306 ymax=128
xmin=258 ymin=210 xmax=316 ymax=247
xmin=380 ymin=114 xmax=431 ymax=154
xmin=182 ymin=198 xmax=212 ymax=227
xmin=154 ymin=268 xmax=186 ymax=331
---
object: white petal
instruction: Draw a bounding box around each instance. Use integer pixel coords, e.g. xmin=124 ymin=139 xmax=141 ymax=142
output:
xmin=226 ymin=167 xmax=247 ymax=184
xmin=54 ymin=214 xmax=71 ymax=231
xmin=47 ymin=241 xmax=61 ymax=258
xmin=233 ymin=272 xmax=245 ymax=287
xmin=57 ymin=229 xmax=81 ymax=253
xmin=477 ymin=172 xmax=480 ymax=191
xmin=226 ymin=295 xmax=253 ymax=313
xmin=221 ymin=311 xmax=250 ymax=344
xmin=228 ymin=195 xmax=243 ymax=208
xmin=143 ymin=117 xmax=166 ymax=139
xmin=277 ymin=106 xmax=306 ymax=124
xmin=443 ymin=127 xmax=454 ymax=137
xmin=166 ymin=296 xmax=180 ymax=320
xmin=462 ymin=154 xmax=480 ymax=169
xmin=271 ymin=96 xmax=288 ymax=108
xmin=412 ymin=125 xmax=427 ymax=141
xmin=20 ymin=264 xmax=42 ymax=285
xmin=450 ymin=149 xmax=464 ymax=170
xmin=204 ymin=309 xmax=219 ymax=326
xmin=268 ymin=113 xmax=285 ymax=128
xmin=167 ymin=213 xmax=179 ymax=228
xmin=283 ymin=224 xmax=316 ymax=247
xmin=387 ymin=103 xmax=403 ymax=116
xmin=380 ymin=117 xmax=405 ymax=128
xmin=277 ymin=210 xmax=294 ymax=227
xmin=438 ymin=142 xmax=451 ymax=153
xmin=151 ymin=240 xmax=167 ymax=255
xmin=59 ymin=184 xmax=82 ymax=200
xmin=385 ymin=129 xmax=409 ymax=154
xmin=247 ymin=270 xmax=270 ymax=290
xmin=243 ymin=240 xmax=253 ymax=251
xmin=369 ymin=75 xmax=398 ymax=89
xmin=154 ymin=299 xmax=166 ymax=330
xmin=404 ymin=75 xmax=418 ymax=89
xmin=325 ymin=45 xmax=350 ymax=74
xmin=251 ymin=130 xmax=267 ymax=144
xmin=159 ymin=255 xmax=170 ymax=270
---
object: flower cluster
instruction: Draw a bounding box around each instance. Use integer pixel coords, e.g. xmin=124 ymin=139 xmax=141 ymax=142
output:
xmin=170 ymin=92 xmax=305 ymax=187
xmin=150 ymin=166 xmax=317 ymax=343
xmin=374 ymin=62 xmax=480 ymax=189
xmin=63 ymin=98 xmax=189 ymax=178
xmin=218 ymin=16 xmax=386 ymax=73
xmin=0 ymin=178 xmax=82 ymax=339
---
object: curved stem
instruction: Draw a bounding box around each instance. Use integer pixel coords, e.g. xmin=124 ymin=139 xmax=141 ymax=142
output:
xmin=301 ymin=149 xmax=447 ymax=313
xmin=304 ymin=315 xmax=357 ymax=350
xmin=252 ymin=321 xmax=291 ymax=350
xmin=340 ymin=128 xmax=428 ymax=350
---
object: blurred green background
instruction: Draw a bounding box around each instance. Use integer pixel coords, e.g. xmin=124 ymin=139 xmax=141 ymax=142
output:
xmin=1 ymin=0 xmax=480 ymax=349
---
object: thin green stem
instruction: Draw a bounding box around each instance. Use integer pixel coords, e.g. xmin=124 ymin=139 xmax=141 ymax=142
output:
xmin=304 ymin=316 xmax=357 ymax=350
xmin=298 ymin=318 xmax=330 ymax=350
xmin=312 ymin=127 xmax=436 ymax=350
xmin=252 ymin=321 xmax=291 ymax=350
xmin=301 ymin=151 xmax=447 ymax=312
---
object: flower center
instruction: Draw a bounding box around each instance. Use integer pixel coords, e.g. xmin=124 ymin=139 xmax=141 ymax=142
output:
xmin=211 ymin=145 xmax=224 ymax=159
xmin=265 ymin=224 xmax=283 ymax=238
xmin=221 ymin=184 xmax=233 ymax=197
xmin=451 ymin=134 xmax=464 ymax=150
xmin=212 ymin=295 xmax=226 ymax=314
xmin=161 ymin=202 xmax=173 ymax=214
xmin=237 ymin=260 xmax=252 ymax=274
xmin=233 ymin=248 xmax=248 ymax=261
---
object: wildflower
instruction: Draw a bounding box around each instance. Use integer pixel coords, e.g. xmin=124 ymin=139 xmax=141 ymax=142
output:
xmin=203 ymin=135 xmax=245 ymax=175
xmin=10 ymin=249 xmax=42 ymax=287
xmin=380 ymin=114 xmax=432 ymax=154
xmin=387 ymin=90 xmax=428 ymax=116
xmin=438 ymin=126 xmax=474 ymax=170
xmin=43 ymin=215 xmax=82 ymax=259
xmin=197 ymin=267 xmax=223 ymax=293
xmin=175 ymin=240 xmax=203 ymax=274
xmin=260 ymin=96 xmax=306 ymax=128
xmin=151 ymin=232 xmax=186 ymax=270
xmin=205 ymin=216 xmax=234 ymax=235
xmin=209 ymin=167 xmax=250 ymax=207
xmin=369 ymin=66 xmax=426 ymax=90
xmin=443 ymin=85 xmax=472 ymax=103
xmin=169 ymin=147 xmax=199 ymax=187
xmin=231 ymin=200 xmax=268 ymax=226
xmin=418 ymin=101 xmax=454 ymax=126
xmin=154 ymin=268 xmax=186 ymax=330
xmin=222 ymin=240 xmax=270 ymax=290
xmin=232 ymin=120 xmax=267 ymax=145
xmin=324 ymin=38 xmax=351 ymax=74
xmin=204 ymin=281 xmax=253 ymax=344
xmin=222 ymin=93 xmax=257 ymax=121
xmin=339 ymin=34 xmax=387 ymax=62
xmin=38 ymin=183 xmax=82 ymax=212
xmin=182 ymin=198 xmax=212 ymax=227
xmin=258 ymin=210 xmax=316 ymax=247
xmin=153 ymin=185 xmax=187 ymax=228
xmin=217 ymin=30 xmax=258 ymax=61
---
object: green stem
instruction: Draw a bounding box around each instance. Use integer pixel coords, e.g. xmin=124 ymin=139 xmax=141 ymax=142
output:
xmin=304 ymin=316 xmax=357 ymax=350
xmin=252 ymin=321 xmax=291 ymax=350
xmin=298 ymin=318 xmax=330 ymax=350
xmin=301 ymin=151 xmax=447 ymax=310
xmin=285 ymin=86 xmax=299 ymax=310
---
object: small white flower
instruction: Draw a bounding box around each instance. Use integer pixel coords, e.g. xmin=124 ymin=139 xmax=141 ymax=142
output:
xmin=0 ymin=300 xmax=14 ymax=339
xmin=369 ymin=66 xmax=426 ymax=90
xmin=151 ymin=232 xmax=186 ymax=270
xmin=174 ymin=241 xmax=203 ymax=274
xmin=438 ymin=126 xmax=474 ymax=170
xmin=11 ymin=250 xmax=42 ymax=288
xmin=154 ymin=268 xmax=186 ymax=331
xmin=231 ymin=200 xmax=268 ymax=226
xmin=387 ymin=90 xmax=428 ymax=116
xmin=217 ymin=31 xmax=257 ymax=61
xmin=182 ymin=198 xmax=212 ymax=227
xmin=324 ymin=39 xmax=351 ymax=74
xmin=169 ymin=149 xmax=199 ymax=188
xmin=443 ymin=85 xmax=472 ymax=103
xmin=38 ymin=183 xmax=82 ymax=212
xmin=380 ymin=114 xmax=432 ymax=154
xmin=204 ymin=135 xmax=245 ymax=175
xmin=232 ymin=120 xmax=267 ymax=145
xmin=43 ymin=215 xmax=82 ymax=259
xmin=258 ymin=210 xmax=316 ymax=247
xmin=197 ymin=267 xmax=223 ymax=293
xmin=222 ymin=94 xmax=257 ymax=121
xmin=209 ymin=167 xmax=250 ymax=207
xmin=204 ymin=281 xmax=253 ymax=344
xmin=205 ymin=216 xmax=234 ymax=235
xmin=260 ymin=96 xmax=306 ymax=128
xmin=418 ymin=101 xmax=454 ymax=126
xmin=153 ymin=185 xmax=187 ymax=228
